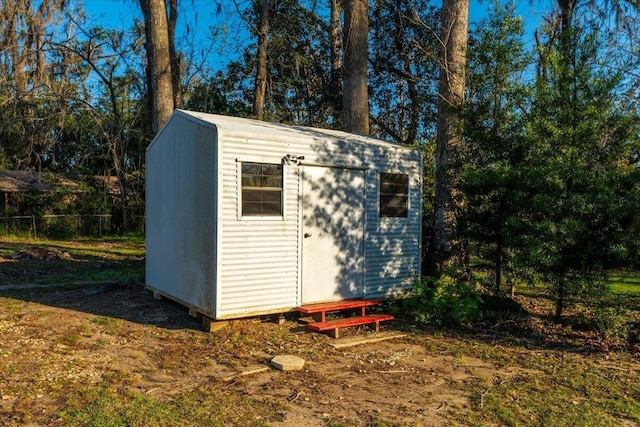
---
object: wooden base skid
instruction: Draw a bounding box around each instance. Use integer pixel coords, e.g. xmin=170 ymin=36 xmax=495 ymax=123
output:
xmin=145 ymin=285 xmax=228 ymax=332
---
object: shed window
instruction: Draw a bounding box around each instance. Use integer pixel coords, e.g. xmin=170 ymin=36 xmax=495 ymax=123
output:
xmin=380 ymin=173 xmax=408 ymax=217
xmin=241 ymin=162 xmax=283 ymax=216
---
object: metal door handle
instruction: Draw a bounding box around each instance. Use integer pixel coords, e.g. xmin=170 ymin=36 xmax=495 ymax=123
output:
xmin=304 ymin=233 xmax=312 ymax=238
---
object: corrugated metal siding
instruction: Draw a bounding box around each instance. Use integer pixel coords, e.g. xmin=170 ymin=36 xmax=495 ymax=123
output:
xmin=146 ymin=115 xmax=218 ymax=315
xmin=363 ymin=145 xmax=422 ymax=298
xmin=216 ymin=131 xmax=301 ymax=318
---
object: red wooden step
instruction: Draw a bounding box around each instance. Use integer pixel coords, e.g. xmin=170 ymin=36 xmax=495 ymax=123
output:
xmin=297 ymin=299 xmax=380 ymax=314
xmin=306 ymin=314 xmax=394 ymax=338
xmin=297 ymin=299 xmax=380 ymax=322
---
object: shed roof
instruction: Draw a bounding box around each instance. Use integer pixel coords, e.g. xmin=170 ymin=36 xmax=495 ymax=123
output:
xmin=0 ymin=170 xmax=82 ymax=193
xmin=151 ymin=110 xmax=415 ymax=152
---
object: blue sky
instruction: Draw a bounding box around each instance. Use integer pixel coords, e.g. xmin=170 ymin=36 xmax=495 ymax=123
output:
xmin=81 ymin=0 xmax=547 ymax=34
xmin=80 ymin=0 xmax=546 ymax=26
xmin=78 ymin=0 xmax=546 ymax=71
xmin=81 ymin=0 xmax=142 ymax=27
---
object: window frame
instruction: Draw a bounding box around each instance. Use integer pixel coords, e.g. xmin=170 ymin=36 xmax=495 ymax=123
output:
xmin=239 ymin=161 xmax=284 ymax=219
xmin=379 ymin=172 xmax=409 ymax=218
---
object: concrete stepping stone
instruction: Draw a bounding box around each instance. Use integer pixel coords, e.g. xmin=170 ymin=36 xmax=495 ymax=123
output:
xmin=271 ymin=355 xmax=305 ymax=371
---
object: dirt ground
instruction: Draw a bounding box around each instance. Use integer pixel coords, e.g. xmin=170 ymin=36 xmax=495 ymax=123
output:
xmin=0 ymin=245 xmax=638 ymax=426
xmin=0 ymin=280 xmax=546 ymax=427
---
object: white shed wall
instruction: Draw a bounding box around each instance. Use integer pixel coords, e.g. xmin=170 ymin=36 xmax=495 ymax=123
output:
xmin=363 ymin=145 xmax=422 ymax=297
xmin=216 ymin=129 xmax=300 ymax=318
xmin=146 ymin=115 xmax=218 ymax=316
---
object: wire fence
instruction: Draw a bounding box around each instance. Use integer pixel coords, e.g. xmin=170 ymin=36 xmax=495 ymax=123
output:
xmin=0 ymin=214 xmax=145 ymax=238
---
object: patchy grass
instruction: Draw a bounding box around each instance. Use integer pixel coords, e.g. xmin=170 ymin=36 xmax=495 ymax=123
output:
xmin=325 ymin=420 xmax=408 ymax=427
xmin=462 ymin=349 xmax=639 ymax=426
xmin=407 ymin=331 xmax=640 ymax=427
xmin=0 ymin=234 xmax=145 ymax=257
xmin=0 ymin=235 xmax=144 ymax=287
xmin=609 ymin=271 xmax=640 ymax=295
xmin=57 ymin=386 xmax=283 ymax=427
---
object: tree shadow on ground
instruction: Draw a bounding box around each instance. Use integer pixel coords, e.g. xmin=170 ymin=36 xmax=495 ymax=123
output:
xmin=462 ymin=293 xmax=635 ymax=353
xmin=0 ymin=282 xmax=202 ymax=331
xmin=0 ymin=239 xmax=201 ymax=331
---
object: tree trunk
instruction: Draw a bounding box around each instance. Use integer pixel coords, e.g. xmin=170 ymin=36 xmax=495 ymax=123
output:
xmin=111 ymin=141 xmax=129 ymax=233
xmin=495 ymin=234 xmax=503 ymax=294
xmin=429 ymin=0 xmax=469 ymax=276
xmin=140 ymin=0 xmax=174 ymax=134
xmin=552 ymin=0 xmax=576 ymax=323
xmin=342 ymin=0 xmax=369 ymax=134
xmin=168 ymin=0 xmax=182 ymax=109
xmin=330 ymin=0 xmax=342 ymax=84
xmin=555 ymin=279 xmax=566 ymax=323
xmin=105 ymin=73 xmax=130 ymax=233
xmin=328 ymin=0 xmax=342 ymax=124
xmin=253 ymin=0 xmax=270 ymax=121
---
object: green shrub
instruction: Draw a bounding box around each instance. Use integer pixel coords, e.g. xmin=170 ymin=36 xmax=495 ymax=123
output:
xmin=592 ymin=304 xmax=630 ymax=342
xmin=44 ymin=216 xmax=79 ymax=239
xmin=408 ymin=274 xmax=483 ymax=328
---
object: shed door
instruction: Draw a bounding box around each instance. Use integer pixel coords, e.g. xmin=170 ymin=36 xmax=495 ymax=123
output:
xmin=301 ymin=165 xmax=365 ymax=303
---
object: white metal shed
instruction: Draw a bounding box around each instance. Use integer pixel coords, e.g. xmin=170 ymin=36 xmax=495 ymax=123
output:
xmin=146 ymin=110 xmax=422 ymax=320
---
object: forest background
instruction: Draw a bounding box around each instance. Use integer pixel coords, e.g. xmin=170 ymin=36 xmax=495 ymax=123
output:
xmin=1 ymin=0 xmax=639 ymax=326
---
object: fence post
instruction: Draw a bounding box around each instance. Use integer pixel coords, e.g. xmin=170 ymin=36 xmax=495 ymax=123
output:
xmin=32 ymin=215 xmax=37 ymax=239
